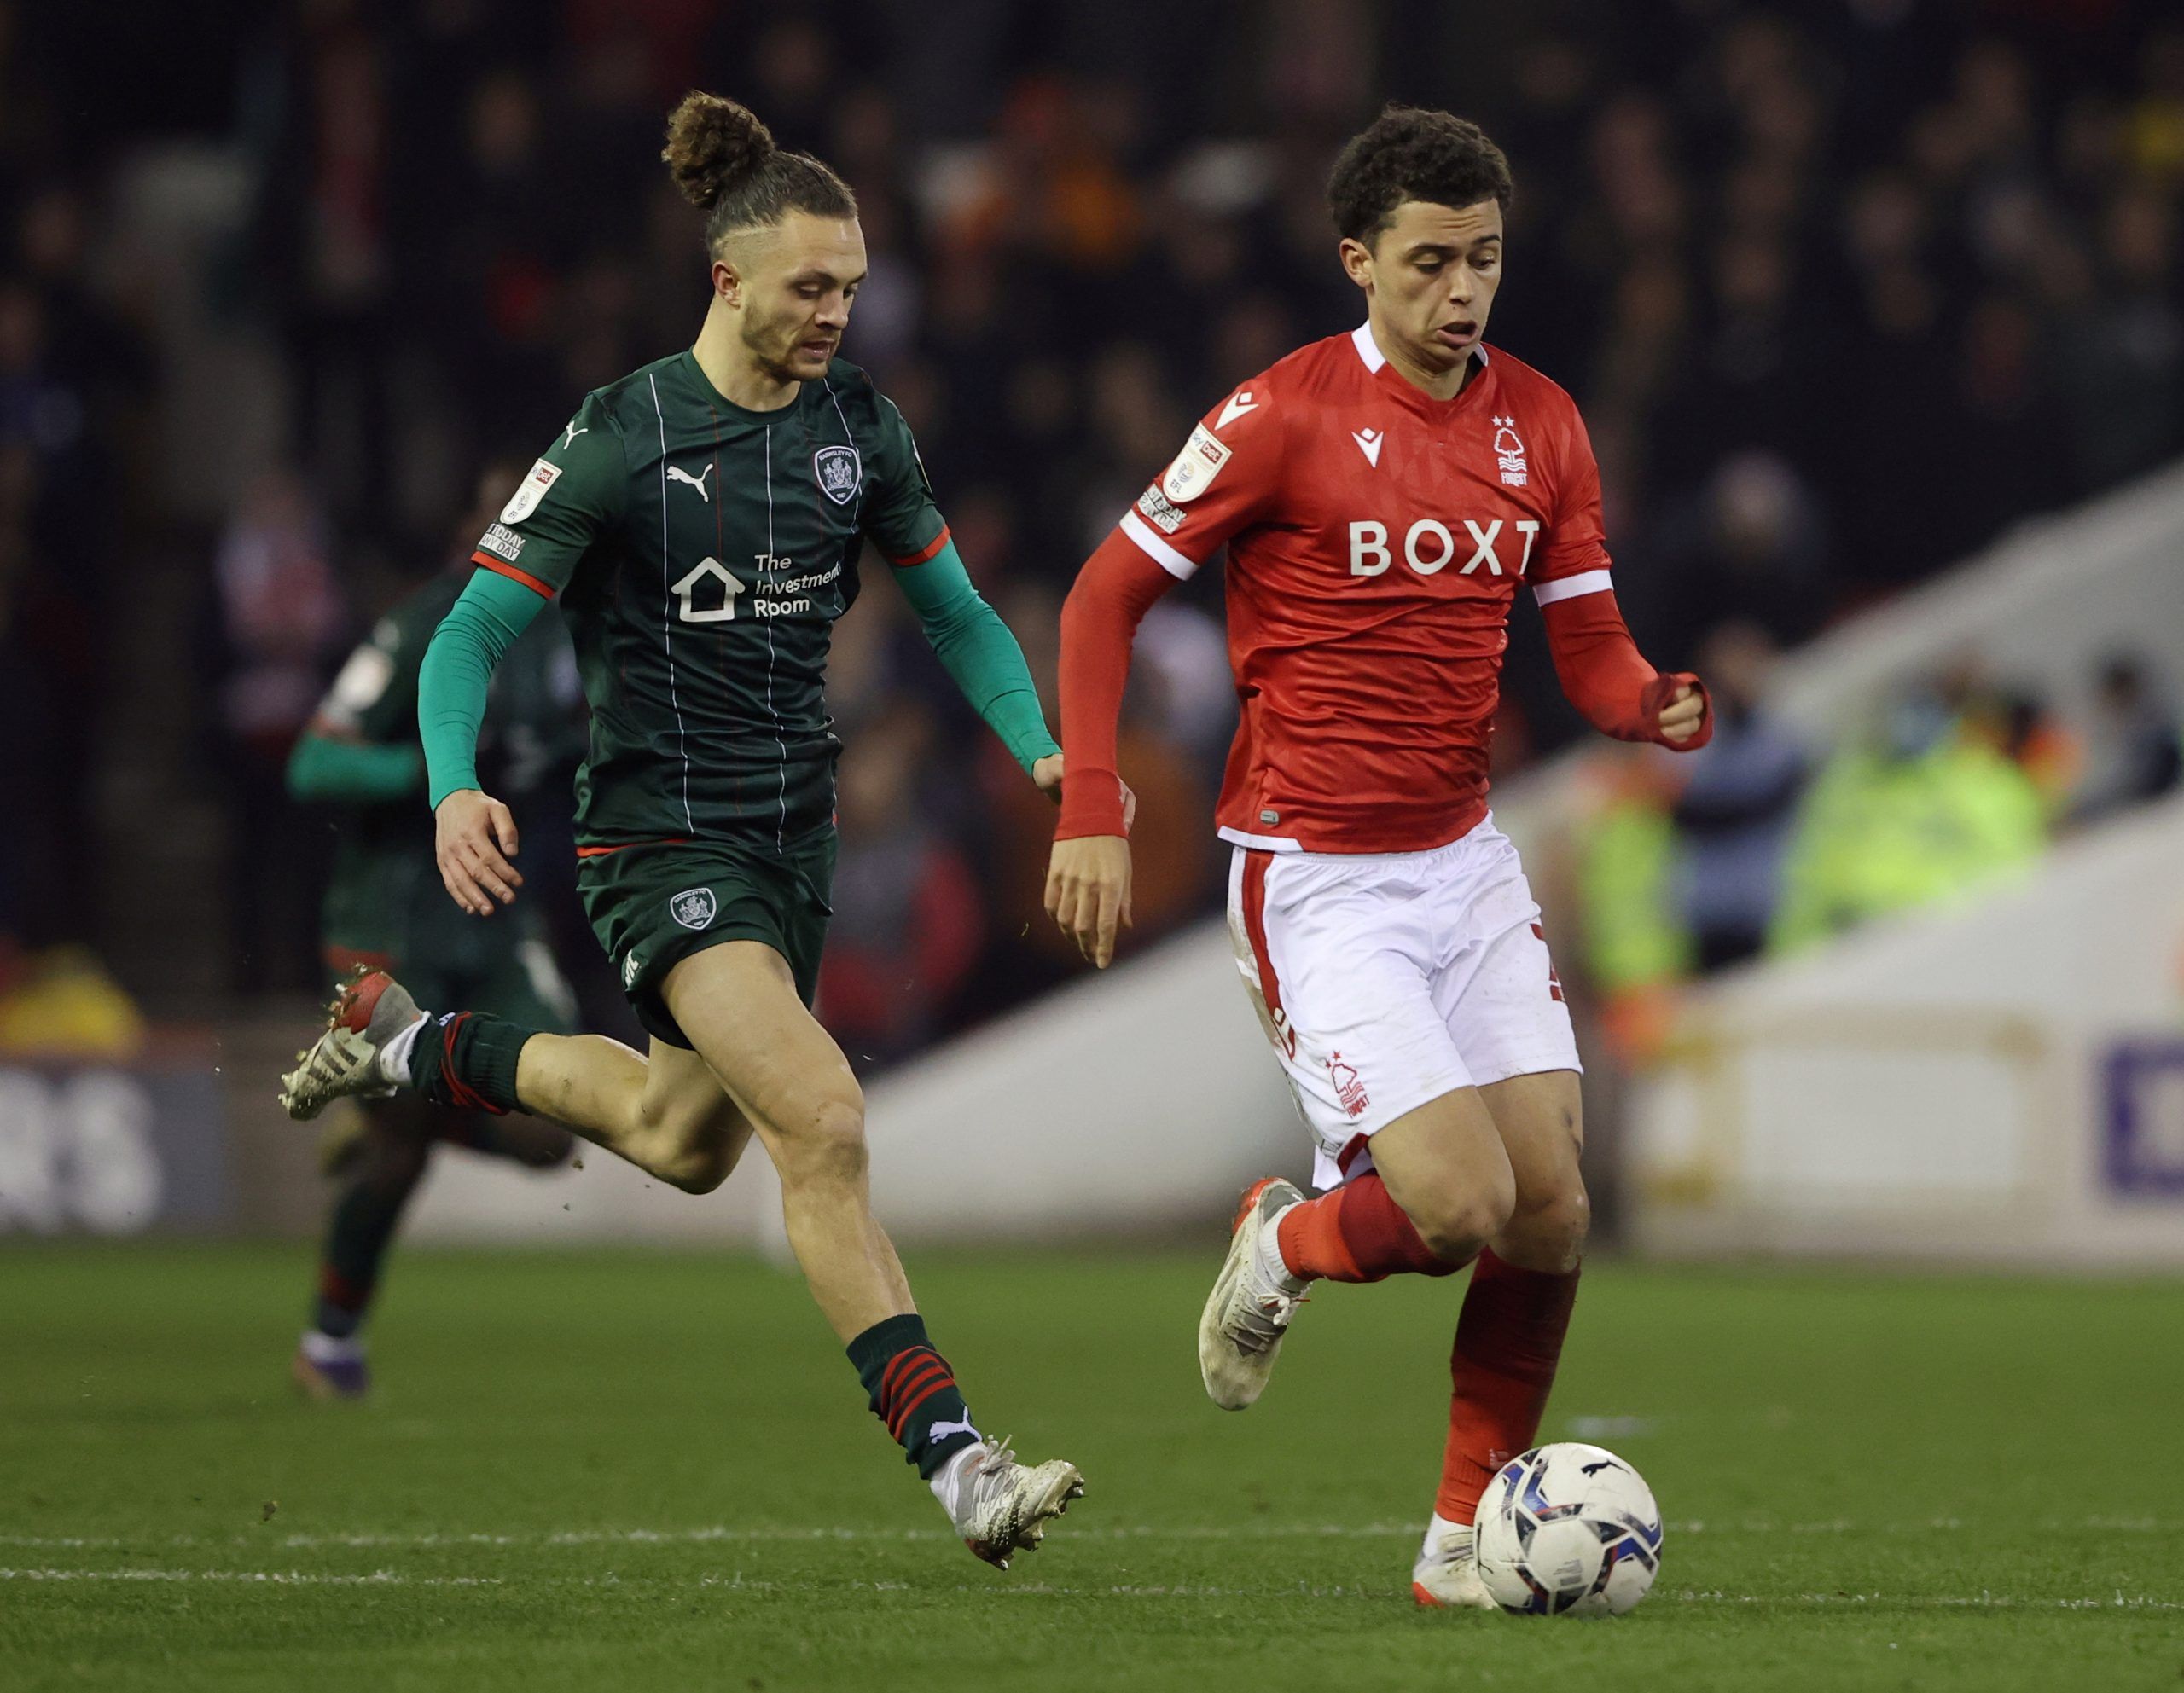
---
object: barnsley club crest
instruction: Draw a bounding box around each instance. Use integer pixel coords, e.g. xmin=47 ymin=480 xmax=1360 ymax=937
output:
xmin=813 ymin=444 xmax=863 ymax=506
xmin=669 ymin=887 xmax=718 ymax=931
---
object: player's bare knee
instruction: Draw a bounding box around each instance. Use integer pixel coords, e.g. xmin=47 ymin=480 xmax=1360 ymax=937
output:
xmin=1405 ymin=1168 xmax=1515 ymax=1264
xmin=774 ymin=1094 xmax=868 ymax=1193
xmin=653 ymin=1130 xmax=733 ymax=1195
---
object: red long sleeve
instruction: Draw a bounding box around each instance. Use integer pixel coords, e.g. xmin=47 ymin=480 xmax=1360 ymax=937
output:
xmin=1055 ymin=529 xmax=1180 ymax=838
xmin=1540 ymin=588 xmax=1712 ymax=751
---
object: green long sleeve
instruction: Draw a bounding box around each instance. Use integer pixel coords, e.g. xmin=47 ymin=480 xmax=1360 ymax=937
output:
xmin=892 ymin=542 xmax=1059 ymax=775
xmin=286 ymin=729 xmax=426 ymax=803
xmin=419 ymin=568 xmax=549 ymax=808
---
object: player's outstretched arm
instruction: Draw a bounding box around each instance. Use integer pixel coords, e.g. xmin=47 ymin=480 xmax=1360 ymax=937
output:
xmin=892 ymin=539 xmax=1061 ymax=782
xmin=419 ymin=569 xmax=547 ymax=917
xmin=1539 ymin=588 xmax=1712 ymax=751
xmin=1046 ymin=529 xmax=1176 ymax=968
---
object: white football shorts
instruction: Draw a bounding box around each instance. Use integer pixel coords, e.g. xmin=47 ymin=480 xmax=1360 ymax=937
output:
xmin=1226 ymin=815 xmax=1581 ymax=1190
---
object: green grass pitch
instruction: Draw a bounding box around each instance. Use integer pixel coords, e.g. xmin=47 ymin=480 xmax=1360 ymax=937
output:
xmin=3 ymin=1244 xmax=2180 ymax=1691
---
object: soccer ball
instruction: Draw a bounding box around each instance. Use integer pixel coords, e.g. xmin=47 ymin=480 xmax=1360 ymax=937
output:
xmin=1472 ymin=1441 xmax=1664 ymax=1616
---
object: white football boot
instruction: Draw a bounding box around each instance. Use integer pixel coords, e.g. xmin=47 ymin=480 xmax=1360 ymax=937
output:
xmin=1412 ymin=1514 xmax=1497 ymax=1609
xmin=932 ymin=1435 xmax=1085 ymax=1571
xmin=279 ymin=969 xmax=426 ymax=1121
xmin=1197 ymin=1176 xmax=1310 ymax=1410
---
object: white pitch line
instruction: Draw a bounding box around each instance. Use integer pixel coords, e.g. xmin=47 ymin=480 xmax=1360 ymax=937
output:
xmin=0 ymin=1568 xmax=498 ymax=1587
xmin=0 ymin=1516 xmax=2171 ymax=1554
xmin=5 ymin=1567 xmax=2175 ymax=1612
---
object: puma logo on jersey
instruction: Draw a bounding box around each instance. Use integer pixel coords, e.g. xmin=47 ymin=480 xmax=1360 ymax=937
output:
xmin=562 ymin=420 xmax=587 ymax=449
xmin=667 ymin=463 xmax=714 ymax=502
xmin=1217 ymin=390 xmax=1258 ymax=429
xmin=1352 ymin=427 xmax=1383 ymax=467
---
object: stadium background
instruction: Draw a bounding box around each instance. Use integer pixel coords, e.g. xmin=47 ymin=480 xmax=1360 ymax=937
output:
xmin=6 ymin=3 xmax=2184 ymax=1687
xmin=5 ymin=0 xmax=2182 ymax=1236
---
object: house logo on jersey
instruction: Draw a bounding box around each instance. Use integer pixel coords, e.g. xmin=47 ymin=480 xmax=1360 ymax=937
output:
xmin=669 ymin=887 xmax=718 ymax=931
xmin=1491 ymin=415 xmax=1529 ymax=487
xmin=1327 ymin=1051 xmax=1369 ymax=1118
xmin=813 ymin=444 xmax=863 ymax=506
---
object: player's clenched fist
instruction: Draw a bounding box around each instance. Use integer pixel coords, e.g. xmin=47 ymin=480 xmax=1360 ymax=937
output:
xmin=435 ymin=788 xmax=525 ymax=917
xmin=1046 ymin=835 xmax=1134 ymax=970
xmin=1657 ymin=682 xmax=1707 ymax=745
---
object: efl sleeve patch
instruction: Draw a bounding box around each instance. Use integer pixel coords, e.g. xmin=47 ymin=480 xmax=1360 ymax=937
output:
xmin=1160 ymin=423 xmax=1232 ymax=504
xmin=499 ymin=458 xmax=562 ymax=525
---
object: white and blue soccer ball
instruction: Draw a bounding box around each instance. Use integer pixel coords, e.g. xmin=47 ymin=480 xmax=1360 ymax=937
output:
xmin=1472 ymin=1441 xmax=1664 ymax=1617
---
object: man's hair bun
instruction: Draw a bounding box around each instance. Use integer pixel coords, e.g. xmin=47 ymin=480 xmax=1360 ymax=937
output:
xmin=662 ymin=91 xmax=776 ymax=211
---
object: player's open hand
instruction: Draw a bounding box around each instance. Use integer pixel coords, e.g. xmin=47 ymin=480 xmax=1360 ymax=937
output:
xmin=435 ymin=788 xmax=525 ymax=917
xmin=1046 ymin=835 xmax=1133 ymax=969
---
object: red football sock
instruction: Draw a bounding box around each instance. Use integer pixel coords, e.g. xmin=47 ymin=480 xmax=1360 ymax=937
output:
xmin=1275 ymin=1174 xmax=1463 ymax=1283
xmin=1438 ymin=1250 xmax=1580 ymax=1523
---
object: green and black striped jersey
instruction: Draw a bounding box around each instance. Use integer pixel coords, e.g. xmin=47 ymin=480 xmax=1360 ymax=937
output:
xmin=471 ymin=351 xmax=948 ymax=853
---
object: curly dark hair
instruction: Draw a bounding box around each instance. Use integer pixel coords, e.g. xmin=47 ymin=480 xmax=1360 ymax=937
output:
xmin=1327 ymin=105 xmax=1513 ymax=246
xmin=662 ymin=90 xmax=856 ymax=254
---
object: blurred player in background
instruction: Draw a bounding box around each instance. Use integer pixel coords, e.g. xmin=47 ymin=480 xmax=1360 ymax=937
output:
xmin=284 ymin=462 xmax=584 ymax=1399
xmin=280 ymin=93 xmax=1082 ymax=1567
xmin=1048 ymin=106 xmax=1711 ymax=1608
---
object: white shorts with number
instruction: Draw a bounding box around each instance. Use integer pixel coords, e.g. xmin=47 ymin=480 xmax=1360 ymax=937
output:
xmin=1226 ymin=816 xmax=1581 ymax=1191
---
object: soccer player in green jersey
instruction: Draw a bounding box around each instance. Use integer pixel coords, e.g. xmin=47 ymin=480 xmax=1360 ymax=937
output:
xmin=286 ymin=463 xmax=584 ymax=1400
xmin=280 ymin=92 xmax=1083 ymax=1567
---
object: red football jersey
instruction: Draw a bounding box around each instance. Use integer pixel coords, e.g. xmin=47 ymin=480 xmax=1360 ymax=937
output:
xmin=1116 ymin=322 xmax=1617 ymax=854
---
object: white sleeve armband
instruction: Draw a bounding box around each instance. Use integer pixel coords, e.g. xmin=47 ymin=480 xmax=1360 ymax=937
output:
xmin=1533 ymin=569 xmax=1613 ymax=608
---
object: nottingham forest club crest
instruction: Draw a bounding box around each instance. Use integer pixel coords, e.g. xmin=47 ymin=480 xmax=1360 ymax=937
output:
xmin=1491 ymin=415 xmax=1529 ymax=488
xmin=813 ymin=444 xmax=863 ymax=506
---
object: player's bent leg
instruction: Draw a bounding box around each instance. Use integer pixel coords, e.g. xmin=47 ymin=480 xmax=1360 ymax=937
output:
xmin=660 ymin=941 xmax=1082 ymax=1568
xmin=1361 ymin=1087 xmax=1518 ymax=1267
xmin=277 ymin=967 xmax=753 ymax=1192
xmin=1478 ymin=1068 xmax=1588 ymax=1273
xmin=515 ymin=1031 xmax=751 ymax=1193
xmin=1418 ymin=1069 xmax=1587 ymax=1609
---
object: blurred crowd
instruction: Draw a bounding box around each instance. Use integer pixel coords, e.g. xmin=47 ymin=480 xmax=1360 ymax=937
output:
xmin=3 ymin=1 xmax=2183 ymax=1061
xmin=1571 ymin=626 xmax=2181 ymax=1054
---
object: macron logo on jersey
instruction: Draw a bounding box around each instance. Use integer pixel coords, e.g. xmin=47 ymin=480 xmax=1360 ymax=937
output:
xmin=1352 ymin=427 xmax=1383 ymax=468
xmin=1217 ymin=390 xmax=1258 ymax=430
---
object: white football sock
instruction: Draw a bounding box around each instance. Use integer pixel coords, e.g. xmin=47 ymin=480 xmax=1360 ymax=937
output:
xmin=300 ymin=1329 xmax=365 ymax=1365
xmin=929 ymin=1437 xmax=985 ymax=1516
xmin=375 ymin=1011 xmax=430 ymax=1085
xmin=1420 ymin=1511 xmax=1472 ymax=1561
xmin=1252 ymin=1202 xmax=1303 ymax=1290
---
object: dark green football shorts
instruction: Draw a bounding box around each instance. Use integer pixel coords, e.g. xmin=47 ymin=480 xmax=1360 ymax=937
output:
xmin=324 ymin=857 xmax=577 ymax=1036
xmin=576 ymin=831 xmax=836 ymax=1048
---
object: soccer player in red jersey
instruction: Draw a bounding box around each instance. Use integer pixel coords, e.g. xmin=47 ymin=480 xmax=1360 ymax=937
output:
xmin=1045 ymin=107 xmax=1711 ymax=1608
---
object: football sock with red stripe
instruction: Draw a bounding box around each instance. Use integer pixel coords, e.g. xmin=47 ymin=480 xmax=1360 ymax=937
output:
xmin=1438 ymin=1250 xmax=1581 ymax=1523
xmin=1275 ymin=1174 xmax=1465 ymax=1283
xmin=848 ymin=1313 xmax=980 ymax=1480
xmin=311 ymin=1153 xmax=426 ymax=1338
xmin=406 ymin=1010 xmax=531 ymax=1116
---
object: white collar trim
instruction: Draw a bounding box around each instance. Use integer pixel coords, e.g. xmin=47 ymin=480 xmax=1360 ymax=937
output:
xmin=1350 ymin=320 xmax=1489 ymax=375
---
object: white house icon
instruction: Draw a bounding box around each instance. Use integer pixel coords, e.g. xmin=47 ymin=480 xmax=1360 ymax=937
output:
xmin=671 ymin=556 xmax=743 ymax=623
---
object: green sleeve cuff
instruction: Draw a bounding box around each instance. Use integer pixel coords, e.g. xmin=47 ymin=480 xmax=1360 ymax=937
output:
xmin=893 ymin=541 xmax=1060 ymax=775
xmin=420 ymin=569 xmax=547 ymax=808
xmin=286 ymin=731 xmax=426 ymax=803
